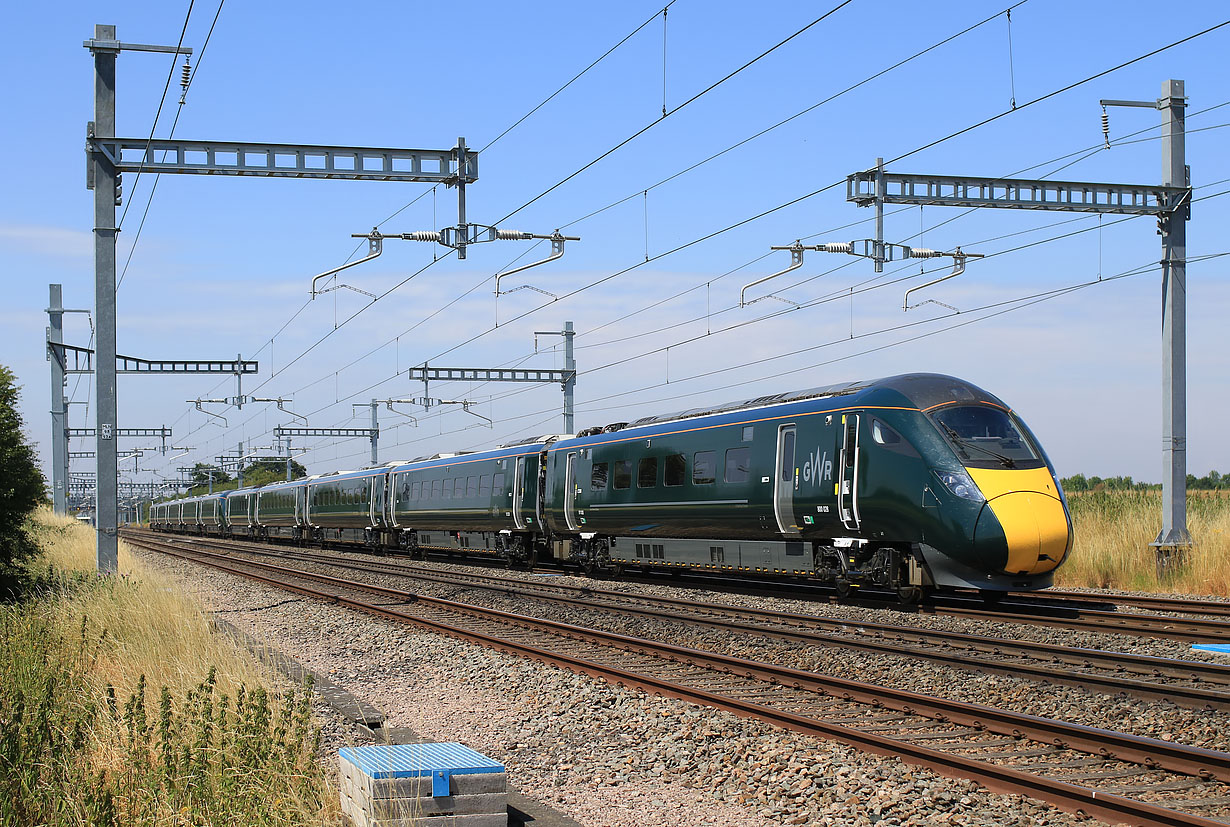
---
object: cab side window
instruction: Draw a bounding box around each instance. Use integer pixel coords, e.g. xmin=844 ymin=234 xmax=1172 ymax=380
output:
xmin=871 ymin=418 xmax=920 ymax=457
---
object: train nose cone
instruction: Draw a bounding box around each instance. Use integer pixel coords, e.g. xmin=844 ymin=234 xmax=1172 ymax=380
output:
xmin=975 ymin=490 xmax=1069 ymax=575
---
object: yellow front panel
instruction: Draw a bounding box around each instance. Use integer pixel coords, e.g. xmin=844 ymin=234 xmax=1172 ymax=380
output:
xmin=968 ymin=467 xmax=1070 ymax=575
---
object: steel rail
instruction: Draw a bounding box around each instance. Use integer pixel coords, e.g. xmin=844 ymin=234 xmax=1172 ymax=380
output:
xmin=1019 ymin=589 xmax=1230 ymax=620
xmin=132 ymin=528 xmax=1230 ymax=639
xmin=126 ymin=531 xmax=1230 ymax=708
xmin=127 ymin=534 xmax=1230 ymax=827
xmin=128 ymin=536 xmax=1230 ymax=781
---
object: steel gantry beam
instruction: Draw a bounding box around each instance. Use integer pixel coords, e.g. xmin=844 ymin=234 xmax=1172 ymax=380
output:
xmin=274 ymin=426 xmax=378 ymax=467
xmin=49 ymin=342 xmax=259 ymax=375
xmin=94 ymin=138 xmax=477 ymax=184
xmin=847 ymin=172 xmax=1188 ymax=215
xmin=406 ymin=321 xmax=577 ymax=433
xmin=85 ymin=23 xmax=479 ymax=574
xmin=69 ymin=427 xmax=171 ymax=439
xmin=843 ymin=79 xmax=1192 ymax=567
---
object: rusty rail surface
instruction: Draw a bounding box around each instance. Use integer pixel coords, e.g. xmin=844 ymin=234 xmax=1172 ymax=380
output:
xmin=127 ymin=533 xmax=1230 ymax=827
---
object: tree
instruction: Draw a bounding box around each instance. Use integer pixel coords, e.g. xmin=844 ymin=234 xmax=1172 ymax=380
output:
xmin=242 ymin=459 xmax=307 ymax=481
xmin=0 ymin=366 xmax=47 ymax=572
xmin=190 ymin=463 xmax=231 ymax=488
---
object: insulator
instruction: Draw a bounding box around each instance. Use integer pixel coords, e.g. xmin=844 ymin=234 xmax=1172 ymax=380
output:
xmin=402 ymin=231 xmax=442 ymax=242
xmin=181 ymin=60 xmax=191 ymax=90
xmin=495 ymin=229 xmax=532 ymax=241
xmin=1101 ymin=107 xmax=1111 ymax=149
xmin=908 ymin=247 xmax=944 ymax=259
xmin=819 ymin=242 xmax=852 ymax=254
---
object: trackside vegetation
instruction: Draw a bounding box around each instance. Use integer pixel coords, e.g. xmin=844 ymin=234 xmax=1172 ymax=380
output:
xmin=0 ymin=511 xmax=338 ymax=826
xmin=1055 ymin=489 xmax=1230 ymax=595
xmin=0 ymin=364 xmax=47 ymax=593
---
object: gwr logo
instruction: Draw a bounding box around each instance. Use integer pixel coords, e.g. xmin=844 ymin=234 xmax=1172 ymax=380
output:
xmin=801 ymin=447 xmax=832 ymax=486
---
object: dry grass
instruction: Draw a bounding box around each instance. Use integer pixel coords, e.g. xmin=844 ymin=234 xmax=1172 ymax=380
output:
xmin=31 ymin=510 xmax=274 ymax=702
xmin=1055 ymin=490 xmax=1230 ymax=596
xmin=6 ymin=508 xmax=339 ymax=826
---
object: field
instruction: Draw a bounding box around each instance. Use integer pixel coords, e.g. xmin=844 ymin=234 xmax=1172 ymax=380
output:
xmin=1056 ymin=490 xmax=1230 ymax=596
xmin=0 ymin=509 xmax=336 ymax=827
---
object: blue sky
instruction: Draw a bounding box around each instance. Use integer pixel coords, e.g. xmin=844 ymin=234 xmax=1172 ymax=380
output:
xmin=2 ymin=0 xmax=1228 ymax=491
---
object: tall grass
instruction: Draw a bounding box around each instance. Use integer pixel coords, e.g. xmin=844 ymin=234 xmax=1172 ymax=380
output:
xmin=0 ymin=509 xmax=337 ymax=826
xmin=1056 ymin=490 xmax=1230 ymax=595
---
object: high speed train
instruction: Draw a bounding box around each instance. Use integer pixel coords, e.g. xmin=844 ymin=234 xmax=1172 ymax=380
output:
xmin=150 ymin=373 xmax=1072 ymax=600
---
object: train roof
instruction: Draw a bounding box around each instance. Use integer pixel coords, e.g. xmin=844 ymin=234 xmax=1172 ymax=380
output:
xmin=572 ymin=374 xmax=1006 ymax=436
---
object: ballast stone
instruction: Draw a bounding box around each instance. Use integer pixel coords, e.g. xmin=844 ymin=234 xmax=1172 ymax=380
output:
xmin=339 ymin=743 xmax=507 ymax=827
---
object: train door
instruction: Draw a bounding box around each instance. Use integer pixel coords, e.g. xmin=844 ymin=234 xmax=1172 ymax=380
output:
xmin=563 ymin=452 xmax=580 ymax=531
xmin=512 ymin=456 xmax=526 ymax=529
xmin=774 ymin=424 xmax=800 ymax=536
xmin=370 ymin=475 xmax=385 ymax=527
xmin=837 ymin=413 xmax=862 ymax=531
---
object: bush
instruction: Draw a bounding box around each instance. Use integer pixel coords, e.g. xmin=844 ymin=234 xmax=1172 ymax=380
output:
xmin=0 ymin=365 xmax=46 ymax=579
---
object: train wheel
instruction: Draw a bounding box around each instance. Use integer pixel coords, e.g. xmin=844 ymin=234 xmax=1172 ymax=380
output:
xmin=833 ymin=580 xmax=852 ymax=599
xmin=896 ymin=585 xmax=925 ymax=604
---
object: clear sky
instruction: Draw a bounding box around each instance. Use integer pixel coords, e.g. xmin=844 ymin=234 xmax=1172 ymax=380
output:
xmin=2 ymin=0 xmax=1228 ymax=494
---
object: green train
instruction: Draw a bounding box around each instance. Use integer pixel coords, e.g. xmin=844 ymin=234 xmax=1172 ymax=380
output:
xmin=151 ymin=373 xmax=1072 ymax=600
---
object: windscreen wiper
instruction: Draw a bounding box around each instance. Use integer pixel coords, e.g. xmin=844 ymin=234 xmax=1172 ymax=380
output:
xmin=940 ymin=423 xmax=1016 ymax=468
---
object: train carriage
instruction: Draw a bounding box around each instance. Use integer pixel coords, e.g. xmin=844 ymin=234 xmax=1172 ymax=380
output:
xmin=305 ymin=469 xmax=388 ymax=546
xmin=542 ymin=374 xmax=1071 ymax=597
xmin=384 ymin=438 xmax=556 ymax=563
xmin=227 ymin=489 xmax=257 ymax=538
xmin=255 ymin=480 xmax=304 ymax=541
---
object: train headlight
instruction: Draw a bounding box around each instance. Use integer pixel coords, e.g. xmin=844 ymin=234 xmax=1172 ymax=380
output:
xmin=936 ymin=469 xmax=985 ymax=502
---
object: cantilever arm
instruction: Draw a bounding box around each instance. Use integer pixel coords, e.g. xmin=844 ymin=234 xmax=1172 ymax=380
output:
xmin=741 ymin=243 xmax=807 ymax=307
xmin=903 ymin=248 xmax=984 ymax=311
xmin=384 ymin=400 xmax=419 ymax=427
xmin=494 ymin=231 xmax=580 ymax=296
xmin=310 ymin=228 xmax=384 ymax=298
xmin=190 ymin=399 xmax=227 ymax=427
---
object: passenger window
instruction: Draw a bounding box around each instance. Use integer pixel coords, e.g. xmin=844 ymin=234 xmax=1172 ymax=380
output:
xmin=454 ymin=478 xmax=465 ymax=498
xmin=724 ymin=447 xmax=750 ymax=483
xmin=494 ymin=472 xmax=506 ymax=492
xmin=467 ymin=476 xmax=478 ymax=497
xmin=591 ymin=462 xmax=609 ymax=491
xmin=613 ymin=460 xmax=632 ymax=490
xmin=693 ymin=451 xmax=716 ymax=485
xmin=479 ymin=475 xmax=491 ymax=497
xmin=742 ymin=426 xmax=754 ymax=442
xmin=442 ymin=479 xmax=451 ymax=500
xmin=411 ymin=481 xmax=421 ymax=499
xmin=431 ymin=479 xmax=441 ymax=499
xmin=638 ymin=457 xmax=658 ymax=488
xmin=664 ymin=454 xmax=685 ymax=487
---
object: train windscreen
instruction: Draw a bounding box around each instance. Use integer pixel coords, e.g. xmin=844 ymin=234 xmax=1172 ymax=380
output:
xmin=930 ymin=405 xmax=1044 ymax=469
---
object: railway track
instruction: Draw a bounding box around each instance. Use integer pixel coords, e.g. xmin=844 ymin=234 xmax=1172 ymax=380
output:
xmin=126 ymin=529 xmax=1230 ymax=642
xmin=128 ymin=532 xmax=1230 ymax=827
xmin=1010 ymin=588 xmax=1230 ymax=620
xmin=125 ymin=530 xmax=1230 ymax=713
